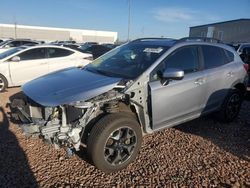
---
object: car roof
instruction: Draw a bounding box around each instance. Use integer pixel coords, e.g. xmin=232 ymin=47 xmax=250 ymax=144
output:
xmin=20 ymin=44 xmax=83 ymax=53
xmin=130 ymin=37 xmax=234 ymax=51
xmin=22 ymin=44 xmax=74 ymax=49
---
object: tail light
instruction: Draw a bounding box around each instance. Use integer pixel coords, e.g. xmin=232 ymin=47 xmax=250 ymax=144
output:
xmin=243 ymin=63 xmax=249 ymax=72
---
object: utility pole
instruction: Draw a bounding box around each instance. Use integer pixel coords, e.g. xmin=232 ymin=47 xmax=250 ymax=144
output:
xmin=127 ymin=0 xmax=131 ymax=41
xmin=14 ymin=22 xmax=17 ymax=39
xmin=14 ymin=15 xmax=17 ymax=39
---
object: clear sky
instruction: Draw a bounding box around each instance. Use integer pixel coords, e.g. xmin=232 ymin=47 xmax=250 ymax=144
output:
xmin=1 ymin=0 xmax=249 ymax=41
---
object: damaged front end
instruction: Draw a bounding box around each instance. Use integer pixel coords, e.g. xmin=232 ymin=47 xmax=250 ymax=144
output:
xmin=11 ymin=89 xmax=124 ymax=152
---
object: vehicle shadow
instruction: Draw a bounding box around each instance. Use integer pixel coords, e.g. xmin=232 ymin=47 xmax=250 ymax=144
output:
xmin=244 ymin=89 xmax=250 ymax=101
xmin=175 ymin=90 xmax=250 ymax=162
xmin=0 ymin=106 xmax=38 ymax=187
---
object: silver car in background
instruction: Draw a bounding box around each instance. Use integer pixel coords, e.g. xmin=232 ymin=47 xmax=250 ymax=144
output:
xmin=12 ymin=37 xmax=248 ymax=173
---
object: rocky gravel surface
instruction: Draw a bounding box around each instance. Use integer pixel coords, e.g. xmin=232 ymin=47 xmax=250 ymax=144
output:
xmin=0 ymin=87 xmax=250 ymax=187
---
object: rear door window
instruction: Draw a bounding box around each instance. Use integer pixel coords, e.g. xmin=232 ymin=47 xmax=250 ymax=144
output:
xmin=48 ymin=48 xmax=74 ymax=58
xmin=201 ymin=45 xmax=225 ymax=69
xmin=18 ymin=48 xmax=46 ymax=61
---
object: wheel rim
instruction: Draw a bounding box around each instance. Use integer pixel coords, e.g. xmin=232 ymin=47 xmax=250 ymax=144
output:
xmin=226 ymin=93 xmax=241 ymax=118
xmin=104 ymin=126 xmax=137 ymax=166
xmin=0 ymin=77 xmax=4 ymax=91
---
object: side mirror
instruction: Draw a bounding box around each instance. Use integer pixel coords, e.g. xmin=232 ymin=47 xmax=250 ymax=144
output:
xmin=11 ymin=56 xmax=21 ymax=62
xmin=160 ymin=68 xmax=184 ymax=85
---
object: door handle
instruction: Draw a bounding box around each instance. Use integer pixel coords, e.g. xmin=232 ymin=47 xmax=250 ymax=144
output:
xmin=227 ymin=72 xmax=234 ymax=77
xmin=194 ymin=78 xmax=205 ymax=85
xmin=40 ymin=62 xmax=47 ymax=65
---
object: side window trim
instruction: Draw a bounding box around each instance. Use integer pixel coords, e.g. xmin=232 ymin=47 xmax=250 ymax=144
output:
xmin=45 ymin=48 xmax=49 ymax=58
xmin=197 ymin=46 xmax=205 ymax=70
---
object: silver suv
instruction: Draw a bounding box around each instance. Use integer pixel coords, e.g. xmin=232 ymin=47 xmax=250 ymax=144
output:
xmin=12 ymin=37 xmax=248 ymax=173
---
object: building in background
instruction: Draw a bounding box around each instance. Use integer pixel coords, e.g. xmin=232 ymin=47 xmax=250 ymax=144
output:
xmin=189 ymin=19 xmax=250 ymax=43
xmin=0 ymin=23 xmax=118 ymax=43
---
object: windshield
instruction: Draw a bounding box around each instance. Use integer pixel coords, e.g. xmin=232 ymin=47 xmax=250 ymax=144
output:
xmin=0 ymin=47 xmax=24 ymax=60
xmin=85 ymin=42 xmax=169 ymax=79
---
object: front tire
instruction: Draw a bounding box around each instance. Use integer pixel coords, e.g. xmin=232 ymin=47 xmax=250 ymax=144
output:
xmin=87 ymin=113 xmax=142 ymax=173
xmin=216 ymin=89 xmax=243 ymax=122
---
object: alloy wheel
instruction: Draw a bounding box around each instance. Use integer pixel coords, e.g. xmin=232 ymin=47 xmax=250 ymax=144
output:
xmin=104 ymin=127 xmax=137 ymax=166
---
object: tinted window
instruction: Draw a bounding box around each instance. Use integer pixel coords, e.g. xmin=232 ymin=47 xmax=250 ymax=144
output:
xmin=82 ymin=45 xmax=111 ymax=59
xmin=224 ymin=49 xmax=234 ymax=63
xmin=6 ymin=41 xmax=22 ymax=47
xmin=18 ymin=48 xmax=46 ymax=60
xmin=22 ymin=41 xmax=38 ymax=46
xmin=164 ymin=46 xmax=199 ymax=73
xmin=48 ymin=48 xmax=74 ymax=58
xmin=150 ymin=46 xmax=199 ymax=81
xmin=201 ymin=46 xmax=225 ymax=69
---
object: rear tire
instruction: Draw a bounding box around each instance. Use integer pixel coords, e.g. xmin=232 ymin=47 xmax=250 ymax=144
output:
xmin=216 ymin=89 xmax=242 ymax=122
xmin=87 ymin=113 xmax=142 ymax=173
xmin=0 ymin=74 xmax=7 ymax=92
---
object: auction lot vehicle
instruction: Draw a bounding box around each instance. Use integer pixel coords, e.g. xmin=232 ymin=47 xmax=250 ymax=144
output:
xmin=12 ymin=37 xmax=248 ymax=173
xmin=0 ymin=45 xmax=92 ymax=91
xmin=0 ymin=39 xmax=40 ymax=54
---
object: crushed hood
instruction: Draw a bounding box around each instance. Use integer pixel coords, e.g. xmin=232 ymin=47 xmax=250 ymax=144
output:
xmin=22 ymin=67 xmax=122 ymax=106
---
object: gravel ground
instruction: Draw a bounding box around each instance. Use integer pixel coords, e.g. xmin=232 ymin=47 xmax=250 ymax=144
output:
xmin=0 ymin=87 xmax=249 ymax=187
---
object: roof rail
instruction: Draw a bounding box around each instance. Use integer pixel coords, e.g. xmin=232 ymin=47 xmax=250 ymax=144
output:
xmin=132 ymin=37 xmax=177 ymax=42
xmin=177 ymin=37 xmax=222 ymax=44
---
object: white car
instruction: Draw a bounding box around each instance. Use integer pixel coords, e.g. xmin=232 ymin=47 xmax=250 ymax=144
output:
xmin=0 ymin=45 xmax=92 ymax=91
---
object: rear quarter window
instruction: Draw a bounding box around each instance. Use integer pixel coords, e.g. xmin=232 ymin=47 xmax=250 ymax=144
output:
xmin=224 ymin=49 xmax=234 ymax=63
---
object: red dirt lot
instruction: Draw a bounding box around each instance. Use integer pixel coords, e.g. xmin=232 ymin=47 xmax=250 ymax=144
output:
xmin=0 ymin=87 xmax=249 ymax=187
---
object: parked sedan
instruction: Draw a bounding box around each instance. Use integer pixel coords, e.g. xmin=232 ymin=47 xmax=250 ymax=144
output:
xmin=0 ymin=39 xmax=40 ymax=54
xmin=0 ymin=45 xmax=92 ymax=92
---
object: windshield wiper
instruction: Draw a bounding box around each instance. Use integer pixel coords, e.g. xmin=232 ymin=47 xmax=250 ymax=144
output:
xmin=85 ymin=67 xmax=112 ymax=77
